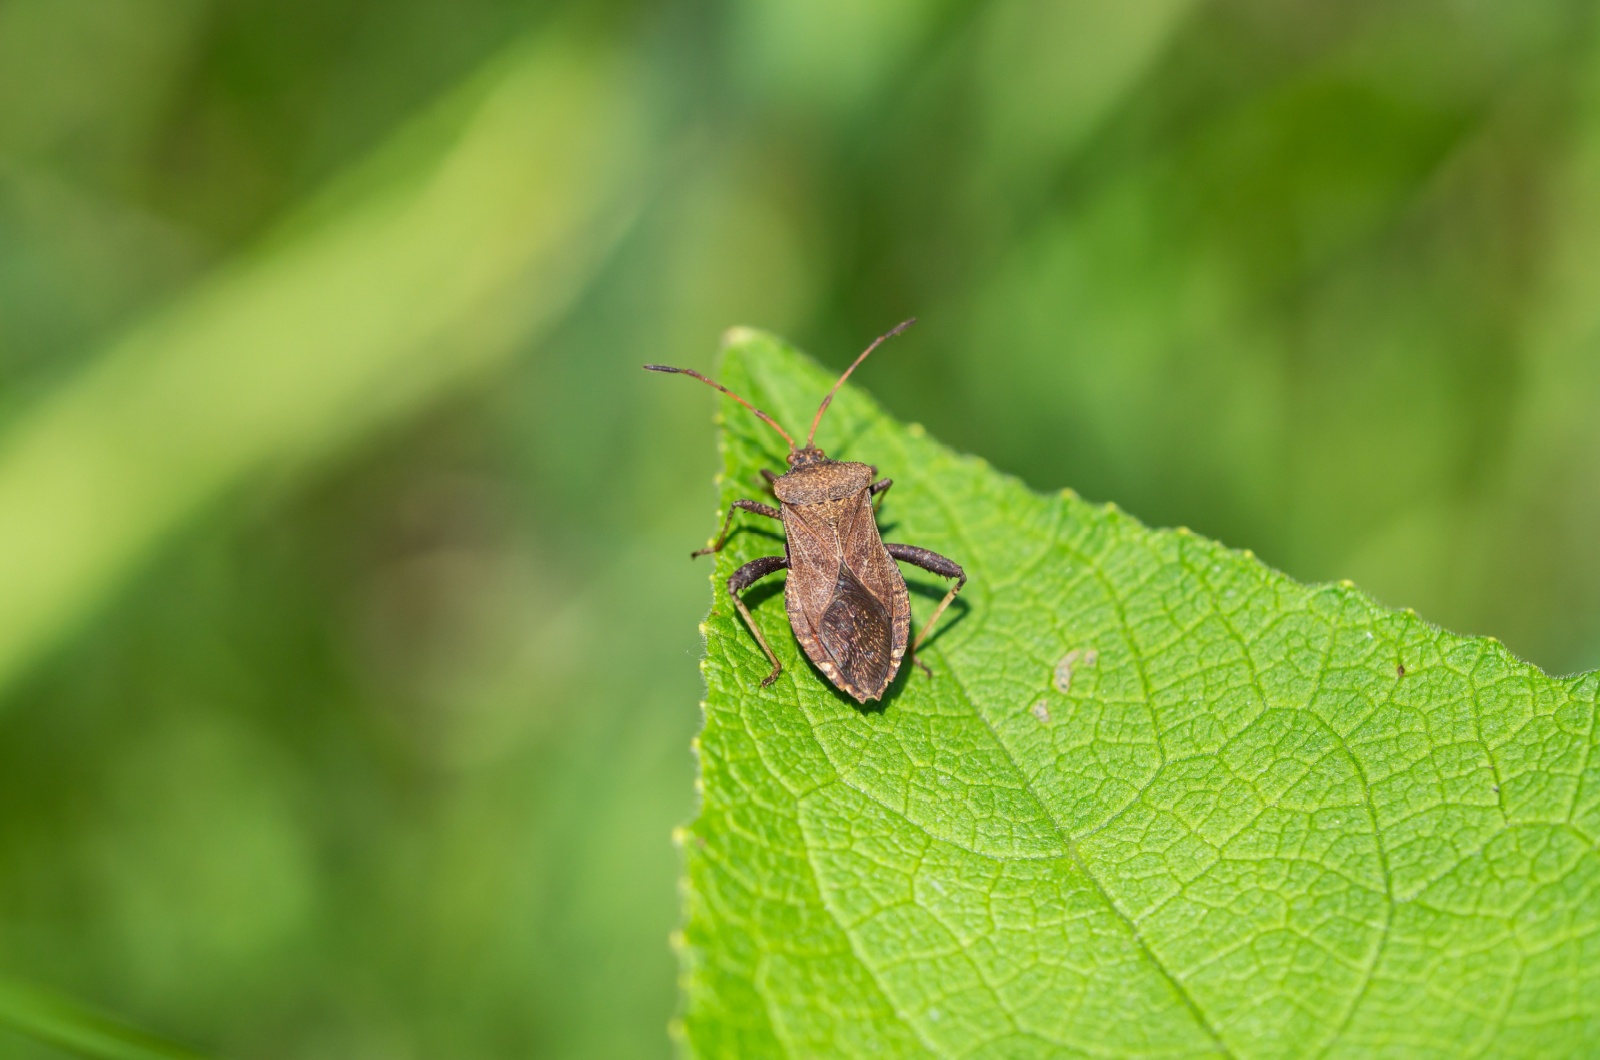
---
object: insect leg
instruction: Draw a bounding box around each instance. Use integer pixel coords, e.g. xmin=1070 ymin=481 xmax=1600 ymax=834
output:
xmin=692 ymin=499 xmax=782 ymax=558
xmin=726 ymin=555 xmax=789 ymax=687
xmin=885 ymin=543 xmax=966 ymax=671
xmin=869 ymin=477 xmax=893 ymax=515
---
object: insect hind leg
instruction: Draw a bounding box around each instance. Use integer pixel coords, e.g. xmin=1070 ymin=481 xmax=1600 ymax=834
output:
xmin=884 ymin=543 xmax=966 ymax=670
xmin=727 ymin=555 xmax=789 ymax=687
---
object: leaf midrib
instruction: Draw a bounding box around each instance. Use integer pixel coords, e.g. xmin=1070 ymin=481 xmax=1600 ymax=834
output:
xmin=901 ymin=438 xmax=1237 ymax=1059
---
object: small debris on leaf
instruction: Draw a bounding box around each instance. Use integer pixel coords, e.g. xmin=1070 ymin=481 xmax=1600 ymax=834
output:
xmin=1054 ymin=648 xmax=1098 ymax=694
xmin=1030 ymin=699 xmax=1051 ymax=724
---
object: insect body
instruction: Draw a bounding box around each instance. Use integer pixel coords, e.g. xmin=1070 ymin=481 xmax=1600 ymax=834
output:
xmin=646 ymin=320 xmax=965 ymax=703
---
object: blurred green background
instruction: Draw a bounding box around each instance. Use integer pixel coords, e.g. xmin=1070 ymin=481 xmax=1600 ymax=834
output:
xmin=0 ymin=0 xmax=1597 ymax=1056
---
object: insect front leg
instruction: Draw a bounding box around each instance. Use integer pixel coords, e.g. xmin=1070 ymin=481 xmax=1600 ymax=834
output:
xmin=726 ymin=555 xmax=789 ymax=687
xmin=692 ymin=499 xmax=782 ymax=558
xmin=869 ymin=477 xmax=893 ymax=515
xmin=885 ymin=543 xmax=966 ymax=673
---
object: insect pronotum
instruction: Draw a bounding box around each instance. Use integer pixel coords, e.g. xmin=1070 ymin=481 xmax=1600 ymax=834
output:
xmin=646 ymin=320 xmax=966 ymax=703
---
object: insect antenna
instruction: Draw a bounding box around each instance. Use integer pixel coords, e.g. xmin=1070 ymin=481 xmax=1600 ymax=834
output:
xmin=643 ymin=364 xmax=797 ymax=452
xmin=806 ymin=318 xmax=915 ymax=448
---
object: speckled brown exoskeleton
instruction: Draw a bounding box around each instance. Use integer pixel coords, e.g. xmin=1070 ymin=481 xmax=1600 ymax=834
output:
xmin=646 ymin=320 xmax=965 ymax=703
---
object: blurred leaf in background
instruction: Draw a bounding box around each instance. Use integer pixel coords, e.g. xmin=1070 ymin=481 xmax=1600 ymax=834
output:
xmin=0 ymin=0 xmax=1597 ymax=1058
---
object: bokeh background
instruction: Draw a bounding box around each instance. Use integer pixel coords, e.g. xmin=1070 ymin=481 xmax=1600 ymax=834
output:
xmin=0 ymin=0 xmax=1598 ymax=1056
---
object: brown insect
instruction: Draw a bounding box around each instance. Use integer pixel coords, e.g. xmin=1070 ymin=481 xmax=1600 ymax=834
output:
xmin=646 ymin=320 xmax=966 ymax=703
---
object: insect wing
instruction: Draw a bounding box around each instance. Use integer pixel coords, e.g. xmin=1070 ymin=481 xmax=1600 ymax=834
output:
xmin=818 ymin=563 xmax=894 ymax=693
xmin=782 ymin=491 xmax=909 ymax=701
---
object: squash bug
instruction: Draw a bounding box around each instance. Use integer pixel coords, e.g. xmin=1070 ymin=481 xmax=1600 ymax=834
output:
xmin=646 ymin=320 xmax=965 ymax=703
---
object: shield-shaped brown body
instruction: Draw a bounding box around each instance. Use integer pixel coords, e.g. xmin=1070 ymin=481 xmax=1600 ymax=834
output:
xmin=773 ymin=459 xmax=910 ymax=701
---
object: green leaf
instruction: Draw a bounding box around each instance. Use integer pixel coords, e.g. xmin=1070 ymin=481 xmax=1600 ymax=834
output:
xmin=677 ymin=329 xmax=1600 ymax=1058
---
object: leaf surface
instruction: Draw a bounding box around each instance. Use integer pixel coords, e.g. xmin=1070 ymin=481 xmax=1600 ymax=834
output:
xmin=677 ymin=330 xmax=1600 ymax=1059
